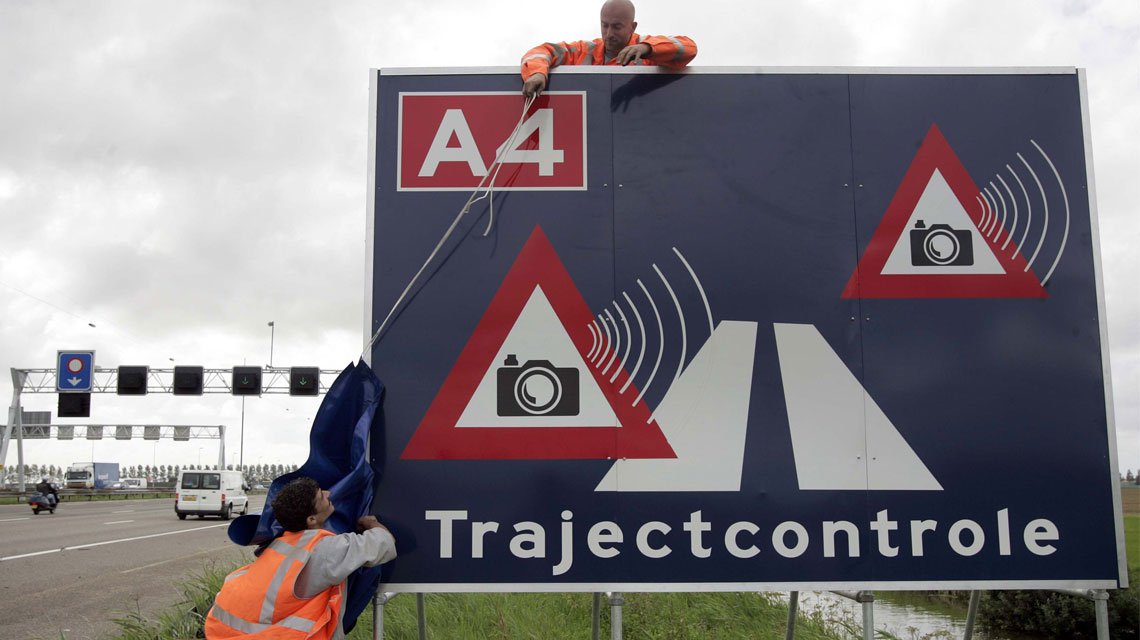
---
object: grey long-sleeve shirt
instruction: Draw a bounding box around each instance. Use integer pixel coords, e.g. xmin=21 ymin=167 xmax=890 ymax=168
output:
xmin=293 ymin=527 xmax=397 ymax=638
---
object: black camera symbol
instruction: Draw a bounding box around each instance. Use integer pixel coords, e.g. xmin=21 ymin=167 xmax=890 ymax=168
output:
xmin=910 ymin=220 xmax=974 ymax=267
xmin=496 ymin=355 xmax=580 ymax=417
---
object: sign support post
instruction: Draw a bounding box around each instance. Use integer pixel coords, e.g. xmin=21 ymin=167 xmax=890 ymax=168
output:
xmin=609 ymin=592 xmax=623 ymax=640
xmin=592 ymin=593 xmax=601 ymax=640
xmin=784 ymin=592 xmax=799 ymax=640
xmin=963 ymin=591 xmax=981 ymax=639
xmin=3 ymin=369 xmax=27 ymax=491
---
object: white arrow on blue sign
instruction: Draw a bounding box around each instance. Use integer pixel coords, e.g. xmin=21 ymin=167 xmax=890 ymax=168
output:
xmin=56 ymin=350 xmax=95 ymax=392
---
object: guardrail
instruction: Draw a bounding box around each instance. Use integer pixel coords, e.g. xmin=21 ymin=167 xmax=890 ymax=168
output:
xmin=1 ymin=489 xmax=175 ymax=503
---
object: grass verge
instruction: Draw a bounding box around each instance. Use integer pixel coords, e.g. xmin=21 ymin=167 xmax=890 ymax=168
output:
xmin=109 ymin=563 xmax=852 ymax=640
xmin=0 ymin=492 xmax=174 ymax=505
xmin=110 ymin=561 xmax=230 ymax=639
xmin=353 ymin=591 xmax=858 ymax=639
xmin=1125 ymin=513 xmax=1139 ymax=572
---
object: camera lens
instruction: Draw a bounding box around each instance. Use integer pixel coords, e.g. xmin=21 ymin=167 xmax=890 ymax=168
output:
xmin=923 ymin=229 xmax=960 ymax=265
xmin=513 ymin=366 xmax=563 ymax=415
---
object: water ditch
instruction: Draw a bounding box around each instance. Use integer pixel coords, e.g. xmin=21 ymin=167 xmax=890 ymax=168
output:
xmin=786 ymin=591 xmax=1045 ymax=639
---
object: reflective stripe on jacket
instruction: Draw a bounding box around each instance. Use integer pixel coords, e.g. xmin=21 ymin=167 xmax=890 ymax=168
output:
xmin=521 ymin=33 xmax=697 ymax=80
xmin=205 ymin=529 xmax=342 ymax=639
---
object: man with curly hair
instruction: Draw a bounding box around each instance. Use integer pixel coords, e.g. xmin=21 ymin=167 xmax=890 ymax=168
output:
xmin=205 ymin=477 xmax=397 ymax=639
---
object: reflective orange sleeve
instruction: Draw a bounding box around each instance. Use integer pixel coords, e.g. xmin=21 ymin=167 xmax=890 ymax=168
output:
xmin=639 ymin=35 xmax=698 ymax=68
xmin=520 ymin=40 xmax=598 ymax=80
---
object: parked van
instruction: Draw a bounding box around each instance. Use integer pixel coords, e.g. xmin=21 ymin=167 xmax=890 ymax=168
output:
xmin=175 ymin=470 xmax=248 ymax=520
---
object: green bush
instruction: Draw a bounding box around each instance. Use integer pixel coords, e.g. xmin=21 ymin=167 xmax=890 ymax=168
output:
xmin=978 ymin=569 xmax=1138 ymax=639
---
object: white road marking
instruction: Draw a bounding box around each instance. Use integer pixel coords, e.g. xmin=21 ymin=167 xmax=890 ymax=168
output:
xmin=103 ymin=520 xmax=135 ymax=525
xmin=111 ymin=510 xmax=135 ymax=513
xmin=0 ymin=517 xmax=31 ymax=522
xmin=0 ymin=523 xmax=229 ymax=562
xmin=4 ymin=549 xmax=60 ymax=560
xmin=120 ymin=544 xmax=234 ymax=574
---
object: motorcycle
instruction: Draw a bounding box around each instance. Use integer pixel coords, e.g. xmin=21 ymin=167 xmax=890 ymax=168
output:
xmin=29 ymin=492 xmax=57 ymax=515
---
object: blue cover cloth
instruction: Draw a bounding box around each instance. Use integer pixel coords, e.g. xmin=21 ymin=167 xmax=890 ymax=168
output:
xmin=226 ymin=360 xmax=387 ymax=633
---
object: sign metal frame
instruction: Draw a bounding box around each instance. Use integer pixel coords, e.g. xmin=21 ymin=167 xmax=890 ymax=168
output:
xmin=366 ymin=66 xmax=1125 ymax=593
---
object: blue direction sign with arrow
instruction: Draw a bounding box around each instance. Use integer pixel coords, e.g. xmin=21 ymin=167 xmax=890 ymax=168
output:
xmin=57 ymin=350 xmax=95 ymax=392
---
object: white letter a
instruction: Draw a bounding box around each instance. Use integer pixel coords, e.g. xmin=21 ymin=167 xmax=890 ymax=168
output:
xmin=419 ymin=109 xmax=487 ymax=177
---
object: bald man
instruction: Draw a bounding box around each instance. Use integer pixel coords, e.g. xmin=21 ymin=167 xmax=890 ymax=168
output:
xmin=521 ymin=0 xmax=697 ymax=97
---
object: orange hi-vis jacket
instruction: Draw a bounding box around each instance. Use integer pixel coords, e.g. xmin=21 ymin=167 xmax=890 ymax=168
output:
xmin=520 ymin=33 xmax=697 ymax=80
xmin=206 ymin=529 xmax=342 ymax=639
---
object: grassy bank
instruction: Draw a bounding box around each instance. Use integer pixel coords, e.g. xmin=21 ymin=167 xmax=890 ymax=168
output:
xmin=1125 ymin=513 xmax=1140 ymax=571
xmin=110 ymin=562 xmax=852 ymax=640
xmin=360 ymin=591 xmax=858 ymax=639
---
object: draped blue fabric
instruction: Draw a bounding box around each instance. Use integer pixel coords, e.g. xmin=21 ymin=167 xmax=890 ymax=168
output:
xmin=226 ymin=360 xmax=387 ymax=633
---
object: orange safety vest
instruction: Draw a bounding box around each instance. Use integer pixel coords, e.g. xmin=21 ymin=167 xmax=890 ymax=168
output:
xmin=521 ymin=33 xmax=697 ymax=80
xmin=205 ymin=529 xmax=342 ymax=639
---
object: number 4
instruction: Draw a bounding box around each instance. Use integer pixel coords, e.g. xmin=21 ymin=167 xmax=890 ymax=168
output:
xmin=496 ymin=109 xmax=564 ymax=176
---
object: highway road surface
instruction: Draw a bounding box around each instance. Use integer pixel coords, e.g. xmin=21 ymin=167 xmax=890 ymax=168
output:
xmin=0 ymin=496 xmax=265 ymax=640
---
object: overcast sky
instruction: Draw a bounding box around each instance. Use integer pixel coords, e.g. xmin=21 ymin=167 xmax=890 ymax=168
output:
xmin=0 ymin=0 xmax=1136 ymax=477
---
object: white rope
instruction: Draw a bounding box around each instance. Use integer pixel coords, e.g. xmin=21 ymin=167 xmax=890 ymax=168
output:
xmin=480 ymin=96 xmax=535 ymax=237
xmin=362 ymin=95 xmax=537 ymax=358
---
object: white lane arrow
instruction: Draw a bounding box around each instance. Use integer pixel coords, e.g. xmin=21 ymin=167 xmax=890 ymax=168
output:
xmin=68 ymin=377 xmax=82 ymax=386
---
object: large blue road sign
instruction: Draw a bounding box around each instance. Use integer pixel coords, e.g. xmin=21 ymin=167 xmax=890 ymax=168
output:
xmin=368 ymin=68 xmax=1126 ymax=591
xmin=57 ymin=350 xmax=95 ymax=392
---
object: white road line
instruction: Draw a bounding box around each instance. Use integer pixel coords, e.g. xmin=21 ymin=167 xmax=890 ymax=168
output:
xmin=4 ymin=549 xmax=60 ymax=560
xmin=120 ymin=544 xmax=234 ymax=574
xmin=111 ymin=510 xmax=135 ymax=513
xmin=104 ymin=520 xmax=135 ymax=525
xmin=0 ymin=517 xmax=31 ymax=522
xmin=0 ymin=523 xmax=229 ymax=562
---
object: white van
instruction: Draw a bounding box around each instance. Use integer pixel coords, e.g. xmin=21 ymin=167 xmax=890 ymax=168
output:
xmin=175 ymin=470 xmax=249 ymax=520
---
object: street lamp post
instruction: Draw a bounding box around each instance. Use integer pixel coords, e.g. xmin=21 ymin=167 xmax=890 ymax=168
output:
xmin=268 ymin=321 xmax=275 ymax=368
xmin=243 ymin=320 xmax=275 ymax=473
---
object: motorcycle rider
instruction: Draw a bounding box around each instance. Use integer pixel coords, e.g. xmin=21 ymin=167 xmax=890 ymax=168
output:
xmin=35 ymin=477 xmax=59 ymax=507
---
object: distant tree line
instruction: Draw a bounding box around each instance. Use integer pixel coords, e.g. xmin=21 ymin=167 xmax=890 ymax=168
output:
xmin=3 ymin=462 xmax=300 ymax=484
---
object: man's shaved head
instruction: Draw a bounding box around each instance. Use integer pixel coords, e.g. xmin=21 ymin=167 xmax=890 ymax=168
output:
xmin=601 ymin=0 xmax=636 ymax=20
xmin=600 ymin=0 xmax=638 ymax=56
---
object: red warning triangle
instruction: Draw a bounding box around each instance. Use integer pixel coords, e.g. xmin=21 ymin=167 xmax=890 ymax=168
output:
xmin=401 ymin=226 xmax=676 ymax=460
xmin=842 ymin=124 xmax=1047 ymax=299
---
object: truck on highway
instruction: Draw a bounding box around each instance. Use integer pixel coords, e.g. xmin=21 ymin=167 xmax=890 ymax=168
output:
xmin=65 ymin=462 xmax=120 ymax=490
xmin=120 ymin=477 xmax=148 ymax=489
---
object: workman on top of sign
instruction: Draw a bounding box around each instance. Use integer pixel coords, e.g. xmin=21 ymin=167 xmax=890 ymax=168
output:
xmin=205 ymin=477 xmax=396 ymax=640
xmin=521 ymin=0 xmax=697 ymax=97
